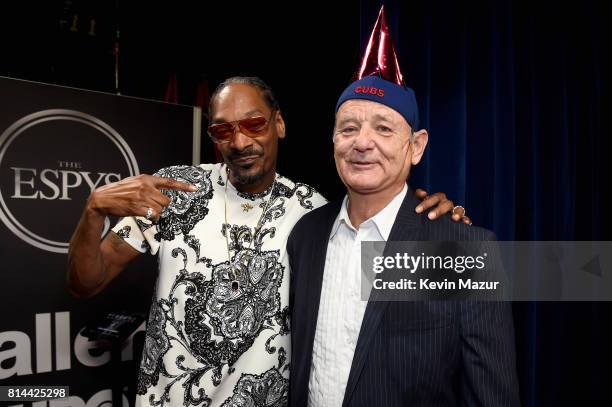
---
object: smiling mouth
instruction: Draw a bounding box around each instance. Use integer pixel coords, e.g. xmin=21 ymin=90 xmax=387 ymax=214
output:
xmin=350 ymin=161 xmax=376 ymax=168
xmin=233 ymin=155 xmax=260 ymax=165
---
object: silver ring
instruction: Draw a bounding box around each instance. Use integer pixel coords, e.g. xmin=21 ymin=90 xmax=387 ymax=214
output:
xmin=145 ymin=207 xmax=154 ymax=220
xmin=452 ymin=205 xmax=466 ymax=218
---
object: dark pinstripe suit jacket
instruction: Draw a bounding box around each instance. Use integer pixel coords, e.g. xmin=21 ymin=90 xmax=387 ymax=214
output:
xmin=287 ymin=188 xmax=520 ymax=407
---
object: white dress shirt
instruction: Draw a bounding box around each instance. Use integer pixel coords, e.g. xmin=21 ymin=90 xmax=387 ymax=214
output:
xmin=308 ymin=184 xmax=408 ymax=407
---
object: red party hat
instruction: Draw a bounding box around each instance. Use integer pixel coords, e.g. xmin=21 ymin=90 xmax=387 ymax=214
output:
xmin=355 ymin=5 xmax=404 ymax=86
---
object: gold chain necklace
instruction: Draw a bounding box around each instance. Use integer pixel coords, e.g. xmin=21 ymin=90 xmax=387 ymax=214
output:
xmin=223 ymin=166 xmax=276 ymax=291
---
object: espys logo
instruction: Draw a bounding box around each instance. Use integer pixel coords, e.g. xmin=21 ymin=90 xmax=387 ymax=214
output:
xmin=0 ymin=109 xmax=139 ymax=253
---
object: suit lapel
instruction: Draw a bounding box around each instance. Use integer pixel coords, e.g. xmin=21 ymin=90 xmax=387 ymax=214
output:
xmin=342 ymin=188 xmax=423 ymax=407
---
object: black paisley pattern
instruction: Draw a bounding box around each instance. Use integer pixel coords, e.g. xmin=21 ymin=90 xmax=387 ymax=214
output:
xmin=275 ymin=306 xmax=291 ymax=337
xmin=207 ymin=249 xmax=283 ymax=339
xmin=116 ymin=225 xmax=131 ymax=238
xmin=137 ymin=298 xmax=171 ymax=395
xmin=154 ymin=165 xmax=214 ymax=242
xmin=221 ymin=368 xmax=288 ymax=407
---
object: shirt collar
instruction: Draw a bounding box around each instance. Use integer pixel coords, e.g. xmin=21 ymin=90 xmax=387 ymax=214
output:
xmin=330 ymin=184 xmax=408 ymax=241
xmin=329 ymin=195 xmax=352 ymax=239
xmin=223 ymin=163 xmax=277 ymax=200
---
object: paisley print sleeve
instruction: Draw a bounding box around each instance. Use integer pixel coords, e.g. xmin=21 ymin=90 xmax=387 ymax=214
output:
xmin=111 ymin=216 xmax=158 ymax=254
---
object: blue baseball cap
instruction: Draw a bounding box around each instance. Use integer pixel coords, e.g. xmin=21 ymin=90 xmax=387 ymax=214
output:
xmin=335 ymin=75 xmax=420 ymax=130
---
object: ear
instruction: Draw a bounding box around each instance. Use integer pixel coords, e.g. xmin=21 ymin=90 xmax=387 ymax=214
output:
xmin=275 ymin=111 xmax=286 ymax=139
xmin=409 ymin=129 xmax=428 ymax=165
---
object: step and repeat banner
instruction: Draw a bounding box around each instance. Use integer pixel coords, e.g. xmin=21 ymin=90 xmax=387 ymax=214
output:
xmin=0 ymin=77 xmax=200 ymax=406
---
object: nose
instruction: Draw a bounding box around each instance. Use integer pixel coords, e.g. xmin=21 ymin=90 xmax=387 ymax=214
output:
xmin=353 ymin=125 xmax=375 ymax=152
xmin=229 ymin=127 xmax=253 ymax=151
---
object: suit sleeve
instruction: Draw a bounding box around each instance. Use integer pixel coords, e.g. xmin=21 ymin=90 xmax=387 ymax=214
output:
xmin=459 ymin=231 xmax=520 ymax=406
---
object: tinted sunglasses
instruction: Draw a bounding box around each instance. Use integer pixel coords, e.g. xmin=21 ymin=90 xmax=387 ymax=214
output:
xmin=207 ymin=110 xmax=275 ymax=144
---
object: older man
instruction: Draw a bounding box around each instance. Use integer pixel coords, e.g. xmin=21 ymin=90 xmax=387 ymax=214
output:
xmin=67 ymin=76 xmax=463 ymax=406
xmin=287 ymin=10 xmax=519 ymax=406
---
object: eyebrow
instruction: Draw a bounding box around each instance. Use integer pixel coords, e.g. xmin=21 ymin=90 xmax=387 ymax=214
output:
xmin=371 ymin=113 xmax=395 ymax=123
xmin=335 ymin=117 xmax=361 ymax=128
xmin=244 ymin=109 xmax=266 ymax=117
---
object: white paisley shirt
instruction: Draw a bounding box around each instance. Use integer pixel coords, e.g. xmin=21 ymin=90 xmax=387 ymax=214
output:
xmin=112 ymin=163 xmax=326 ymax=407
